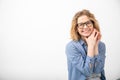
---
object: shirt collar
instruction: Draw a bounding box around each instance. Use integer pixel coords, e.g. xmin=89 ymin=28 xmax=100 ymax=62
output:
xmin=79 ymin=39 xmax=87 ymax=46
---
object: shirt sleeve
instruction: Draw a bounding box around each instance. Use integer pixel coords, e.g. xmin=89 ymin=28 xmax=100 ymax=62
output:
xmin=93 ymin=42 xmax=106 ymax=73
xmin=66 ymin=42 xmax=95 ymax=77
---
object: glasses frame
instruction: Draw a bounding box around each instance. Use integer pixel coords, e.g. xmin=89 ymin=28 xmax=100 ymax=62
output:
xmin=77 ymin=20 xmax=93 ymax=29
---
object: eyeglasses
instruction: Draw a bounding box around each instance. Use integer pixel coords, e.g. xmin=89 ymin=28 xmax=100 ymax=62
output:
xmin=77 ymin=20 xmax=93 ymax=29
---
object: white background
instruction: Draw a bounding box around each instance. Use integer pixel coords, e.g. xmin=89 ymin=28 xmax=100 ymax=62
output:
xmin=0 ymin=0 xmax=120 ymax=80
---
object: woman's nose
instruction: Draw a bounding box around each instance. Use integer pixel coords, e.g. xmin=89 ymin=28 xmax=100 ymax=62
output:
xmin=83 ymin=24 xmax=88 ymax=28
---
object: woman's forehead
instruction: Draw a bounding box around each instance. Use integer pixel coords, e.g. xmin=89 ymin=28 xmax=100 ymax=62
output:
xmin=77 ymin=15 xmax=90 ymax=23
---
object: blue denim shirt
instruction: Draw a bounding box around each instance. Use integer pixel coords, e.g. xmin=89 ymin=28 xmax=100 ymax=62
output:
xmin=65 ymin=39 xmax=106 ymax=80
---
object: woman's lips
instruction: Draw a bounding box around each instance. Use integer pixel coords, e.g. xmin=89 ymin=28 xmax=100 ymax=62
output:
xmin=82 ymin=30 xmax=90 ymax=33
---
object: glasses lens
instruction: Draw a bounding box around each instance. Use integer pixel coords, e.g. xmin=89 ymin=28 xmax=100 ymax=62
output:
xmin=86 ymin=21 xmax=92 ymax=26
xmin=77 ymin=20 xmax=93 ymax=29
xmin=78 ymin=23 xmax=83 ymax=28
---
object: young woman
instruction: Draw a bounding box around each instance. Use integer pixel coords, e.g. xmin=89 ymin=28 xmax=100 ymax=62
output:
xmin=65 ymin=9 xmax=106 ymax=80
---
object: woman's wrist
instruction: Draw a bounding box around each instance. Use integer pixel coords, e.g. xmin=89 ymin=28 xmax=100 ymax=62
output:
xmin=87 ymin=46 xmax=95 ymax=57
xmin=95 ymin=44 xmax=98 ymax=55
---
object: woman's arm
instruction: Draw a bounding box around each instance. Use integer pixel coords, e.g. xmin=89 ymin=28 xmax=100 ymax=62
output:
xmin=84 ymin=29 xmax=106 ymax=73
xmin=94 ymin=42 xmax=106 ymax=73
xmin=66 ymin=42 xmax=95 ymax=77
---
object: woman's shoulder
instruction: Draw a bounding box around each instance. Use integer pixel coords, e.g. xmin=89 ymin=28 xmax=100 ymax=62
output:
xmin=99 ymin=41 xmax=106 ymax=47
xmin=66 ymin=40 xmax=79 ymax=47
xmin=98 ymin=41 xmax=106 ymax=52
xmin=65 ymin=40 xmax=83 ymax=52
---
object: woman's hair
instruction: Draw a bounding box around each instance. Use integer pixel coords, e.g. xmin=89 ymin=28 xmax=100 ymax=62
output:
xmin=70 ymin=9 xmax=100 ymax=41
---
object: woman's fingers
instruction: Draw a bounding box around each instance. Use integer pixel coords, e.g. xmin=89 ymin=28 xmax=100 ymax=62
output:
xmin=85 ymin=29 xmax=101 ymax=45
xmin=92 ymin=29 xmax=101 ymax=41
xmin=97 ymin=33 xmax=101 ymax=41
xmin=91 ymin=29 xmax=96 ymax=37
xmin=94 ymin=32 xmax=99 ymax=40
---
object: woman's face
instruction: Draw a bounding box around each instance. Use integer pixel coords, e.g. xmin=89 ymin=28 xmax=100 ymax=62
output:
xmin=77 ymin=15 xmax=94 ymax=38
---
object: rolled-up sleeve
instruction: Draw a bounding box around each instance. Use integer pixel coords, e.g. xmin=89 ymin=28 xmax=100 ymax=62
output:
xmin=66 ymin=42 xmax=95 ymax=77
xmin=94 ymin=42 xmax=106 ymax=73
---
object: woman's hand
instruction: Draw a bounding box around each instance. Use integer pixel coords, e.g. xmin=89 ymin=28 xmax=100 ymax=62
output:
xmin=85 ymin=29 xmax=99 ymax=47
xmin=95 ymin=31 xmax=101 ymax=55
xmin=85 ymin=29 xmax=101 ymax=57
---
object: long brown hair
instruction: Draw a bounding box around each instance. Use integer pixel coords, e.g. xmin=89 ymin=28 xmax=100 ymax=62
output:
xmin=70 ymin=9 xmax=100 ymax=41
